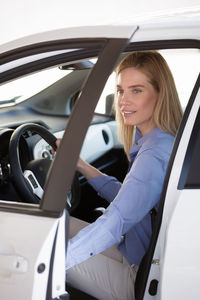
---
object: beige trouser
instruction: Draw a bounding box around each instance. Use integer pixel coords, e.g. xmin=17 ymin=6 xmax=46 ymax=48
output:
xmin=66 ymin=217 xmax=137 ymax=300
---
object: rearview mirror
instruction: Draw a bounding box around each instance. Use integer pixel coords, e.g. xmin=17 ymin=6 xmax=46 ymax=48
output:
xmin=59 ymin=61 xmax=94 ymax=70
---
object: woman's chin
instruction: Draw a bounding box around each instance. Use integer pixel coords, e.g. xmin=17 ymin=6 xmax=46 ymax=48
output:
xmin=123 ymin=118 xmax=136 ymax=126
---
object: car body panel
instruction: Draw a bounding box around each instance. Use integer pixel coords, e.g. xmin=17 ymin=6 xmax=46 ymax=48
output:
xmin=132 ymin=16 xmax=200 ymax=42
xmin=160 ymin=87 xmax=200 ymax=300
xmin=144 ymin=79 xmax=200 ymax=299
xmin=0 ymin=25 xmax=136 ymax=56
xmin=0 ymin=210 xmax=67 ymax=299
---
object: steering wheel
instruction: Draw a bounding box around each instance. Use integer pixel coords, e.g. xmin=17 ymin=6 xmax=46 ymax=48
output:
xmin=9 ymin=123 xmax=80 ymax=212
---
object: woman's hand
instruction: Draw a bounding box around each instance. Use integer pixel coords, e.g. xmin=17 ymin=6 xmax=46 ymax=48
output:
xmin=77 ymin=157 xmax=103 ymax=180
xmin=51 ymin=138 xmax=61 ymax=155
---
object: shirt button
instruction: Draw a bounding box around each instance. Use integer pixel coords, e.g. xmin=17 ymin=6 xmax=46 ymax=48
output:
xmin=135 ymin=142 xmax=138 ymax=145
xmin=90 ymin=252 xmax=93 ymax=256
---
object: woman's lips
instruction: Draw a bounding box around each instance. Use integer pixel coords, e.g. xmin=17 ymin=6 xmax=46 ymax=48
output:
xmin=122 ymin=110 xmax=136 ymax=117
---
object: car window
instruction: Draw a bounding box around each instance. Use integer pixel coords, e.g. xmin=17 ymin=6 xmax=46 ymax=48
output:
xmin=0 ymin=60 xmax=95 ymax=116
xmin=0 ymin=48 xmax=199 ymax=119
xmin=0 ymin=68 xmax=72 ymax=106
xmin=159 ymin=49 xmax=200 ymax=110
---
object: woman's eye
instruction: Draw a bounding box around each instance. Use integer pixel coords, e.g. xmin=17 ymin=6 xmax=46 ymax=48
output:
xmin=117 ymin=89 xmax=123 ymax=95
xmin=133 ymin=89 xmax=141 ymax=94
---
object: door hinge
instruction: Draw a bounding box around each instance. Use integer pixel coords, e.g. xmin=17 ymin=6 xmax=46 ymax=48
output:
xmin=152 ymin=258 xmax=160 ymax=265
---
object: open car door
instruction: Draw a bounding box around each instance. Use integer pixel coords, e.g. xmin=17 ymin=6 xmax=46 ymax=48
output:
xmin=0 ymin=25 xmax=137 ymax=299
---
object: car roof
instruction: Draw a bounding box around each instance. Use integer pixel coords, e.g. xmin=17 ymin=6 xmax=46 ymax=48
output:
xmin=0 ymin=4 xmax=199 ymax=55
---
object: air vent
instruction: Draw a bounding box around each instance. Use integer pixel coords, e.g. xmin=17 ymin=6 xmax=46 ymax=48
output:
xmin=102 ymin=130 xmax=109 ymax=144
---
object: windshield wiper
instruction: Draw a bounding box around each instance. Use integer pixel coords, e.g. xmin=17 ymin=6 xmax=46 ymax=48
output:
xmin=0 ymin=96 xmax=21 ymax=106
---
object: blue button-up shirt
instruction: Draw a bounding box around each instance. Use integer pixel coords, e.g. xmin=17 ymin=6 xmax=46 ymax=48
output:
xmin=66 ymin=128 xmax=174 ymax=269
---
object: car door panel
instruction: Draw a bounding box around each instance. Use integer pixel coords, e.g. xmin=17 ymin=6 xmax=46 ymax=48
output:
xmin=0 ymin=25 xmax=136 ymax=298
xmin=144 ymin=76 xmax=200 ymax=300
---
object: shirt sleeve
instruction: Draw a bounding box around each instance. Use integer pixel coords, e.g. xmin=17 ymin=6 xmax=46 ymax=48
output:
xmin=88 ymin=174 xmax=122 ymax=203
xmin=66 ymin=149 xmax=167 ymax=269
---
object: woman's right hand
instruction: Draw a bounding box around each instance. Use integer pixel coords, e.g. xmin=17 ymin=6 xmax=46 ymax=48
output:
xmin=51 ymin=138 xmax=62 ymax=155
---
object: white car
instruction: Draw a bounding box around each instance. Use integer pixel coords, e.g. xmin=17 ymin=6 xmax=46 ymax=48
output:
xmin=0 ymin=5 xmax=199 ymax=300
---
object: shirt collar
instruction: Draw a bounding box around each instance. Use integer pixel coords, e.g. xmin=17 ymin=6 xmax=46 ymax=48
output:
xmin=130 ymin=127 xmax=161 ymax=156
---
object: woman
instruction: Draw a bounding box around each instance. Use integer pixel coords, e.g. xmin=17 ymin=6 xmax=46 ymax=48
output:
xmin=64 ymin=51 xmax=183 ymax=300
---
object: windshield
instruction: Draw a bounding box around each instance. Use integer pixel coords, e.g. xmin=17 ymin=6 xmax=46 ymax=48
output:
xmin=0 ymin=68 xmax=72 ymax=106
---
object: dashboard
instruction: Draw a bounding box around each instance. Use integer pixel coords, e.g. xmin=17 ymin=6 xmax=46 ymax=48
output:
xmin=33 ymin=121 xmax=121 ymax=163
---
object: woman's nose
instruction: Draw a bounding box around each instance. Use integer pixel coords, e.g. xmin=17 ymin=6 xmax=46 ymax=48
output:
xmin=119 ymin=92 xmax=129 ymax=105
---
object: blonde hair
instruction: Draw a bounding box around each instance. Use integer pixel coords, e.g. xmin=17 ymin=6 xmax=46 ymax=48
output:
xmin=115 ymin=51 xmax=183 ymax=160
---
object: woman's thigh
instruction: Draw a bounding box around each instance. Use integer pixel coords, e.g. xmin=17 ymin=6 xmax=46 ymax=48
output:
xmin=67 ymin=253 xmax=136 ymax=300
xmin=69 ymin=216 xmax=89 ymax=238
xmin=69 ymin=216 xmax=123 ymax=262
